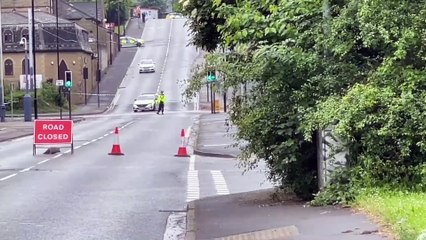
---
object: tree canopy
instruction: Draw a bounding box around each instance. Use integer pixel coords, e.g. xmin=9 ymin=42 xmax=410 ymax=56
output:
xmin=183 ymin=0 xmax=426 ymax=203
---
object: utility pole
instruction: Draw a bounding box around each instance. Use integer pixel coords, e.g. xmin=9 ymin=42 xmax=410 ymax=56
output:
xmin=31 ymin=0 xmax=39 ymax=119
xmin=55 ymin=0 xmax=62 ymax=119
xmin=318 ymin=0 xmax=331 ymax=190
xmin=0 ymin=1 xmax=6 ymax=122
xmin=96 ymin=0 xmax=101 ymax=108
xmin=21 ymin=37 xmax=32 ymax=122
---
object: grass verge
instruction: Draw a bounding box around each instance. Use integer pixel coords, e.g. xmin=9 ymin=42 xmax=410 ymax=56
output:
xmin=355 ymin=189 xmax=426 ymax=240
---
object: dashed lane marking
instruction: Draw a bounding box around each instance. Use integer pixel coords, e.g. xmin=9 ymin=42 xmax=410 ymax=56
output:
xmin=19 ymin=166 xmax=35 ymax=173
xmin=52 ymin=154 xmax=63 ymax=159
xmin=0 ymin=122 xmax=135 ymax=182
xmin=211 ymin=170 xmax=230 ymax=195
xmin=0 ymin=173 xmax=18 ymax=181
xmin=157 ymin=19 xmax=173 ymax=94
xmin=37 ymin=159 xmax=51 ymax=165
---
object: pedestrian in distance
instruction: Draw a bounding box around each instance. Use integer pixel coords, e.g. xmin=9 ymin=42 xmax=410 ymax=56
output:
xmin=156 ymin=91 xmax=166 ymax=115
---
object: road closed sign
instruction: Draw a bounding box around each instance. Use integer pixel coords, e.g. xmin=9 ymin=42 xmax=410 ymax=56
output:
xmin=34 ymin=120 xmax=73 ymax=144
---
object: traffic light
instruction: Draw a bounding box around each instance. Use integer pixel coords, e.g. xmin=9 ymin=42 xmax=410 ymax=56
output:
xmin=207 ymin=70 xmax=216 ymax=82
xmin=65 ymin=71 xmax=72 ymax=89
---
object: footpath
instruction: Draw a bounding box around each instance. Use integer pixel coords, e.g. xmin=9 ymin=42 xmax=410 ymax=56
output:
xmin=0 ymin=18 xmax=144 ymax=143
xmin=188 ymin=113 xmax=390 ymax=239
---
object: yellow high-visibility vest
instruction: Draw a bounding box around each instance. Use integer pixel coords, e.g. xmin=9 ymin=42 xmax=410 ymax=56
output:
xmin=157 ymin=94 xmax=166 ymax=103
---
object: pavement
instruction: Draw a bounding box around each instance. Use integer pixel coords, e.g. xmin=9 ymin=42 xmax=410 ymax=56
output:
xmin=188 ymin=112 xmax=391 ymax=240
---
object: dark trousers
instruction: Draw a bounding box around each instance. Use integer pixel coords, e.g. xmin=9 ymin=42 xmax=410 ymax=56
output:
xmin=157 ymin=102 xmax=164 ymax=114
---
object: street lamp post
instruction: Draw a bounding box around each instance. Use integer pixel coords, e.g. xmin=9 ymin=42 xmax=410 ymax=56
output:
xmin=109 ymin=27 xmax=113 ymax=65
xmin=55 ymin=0 xmax=63 ymax=119
xmin=95 ymin=0 xmax=101 ymax=108
xmin=20 ymin=37 xmax=32 ymax=122
xmin=0 ymin=1 xmax=6 ymax=122
xmin=31 ymin=0 xmax=38 ymax=119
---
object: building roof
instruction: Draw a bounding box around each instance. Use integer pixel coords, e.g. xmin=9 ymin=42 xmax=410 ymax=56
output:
xmin=1 ymin=11 xmax=93 ymax=54
xmin=58 ymin=0 xmax=104 ymax=23
xmin=1 ymin=11 xmax=72 ymax=26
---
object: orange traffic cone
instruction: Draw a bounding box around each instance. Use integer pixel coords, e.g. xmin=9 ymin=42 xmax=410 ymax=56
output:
xmin=109 ymin=127 xmax=124 ymax=156
xmin=175 ymin=128 xmax=190 ymax=157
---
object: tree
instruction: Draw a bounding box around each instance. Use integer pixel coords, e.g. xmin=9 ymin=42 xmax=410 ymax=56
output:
xmin=185 ymin=0 xmax=426 ymax=203
xmin=182 ymin=0 xmax=235 ymax=52
xmin=138 ymin=0 xmax=167 ymax=12
xmin=105 ymin=0 xmax=131 ymax=25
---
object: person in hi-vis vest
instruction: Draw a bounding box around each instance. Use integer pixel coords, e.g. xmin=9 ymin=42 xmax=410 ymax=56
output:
xmin=156 ymin=91 xmax=166 ymax=115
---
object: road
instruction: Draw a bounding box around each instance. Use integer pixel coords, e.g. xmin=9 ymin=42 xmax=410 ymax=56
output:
xmin=0 ymin=18 xmax=199 ymax=240
xmin=0 ymin=18 xmax=272 ymax=240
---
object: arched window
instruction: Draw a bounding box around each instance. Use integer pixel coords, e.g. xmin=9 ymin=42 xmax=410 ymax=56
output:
xmin=22 ymin=59 xmax=30 ymax=74
xmin=4 ymin=59 xmax=13 ymax=76
xmin=21 ymin=29 xmax=29 ymax=40
xmin=3 ymin=30 xmax=14 ymax=43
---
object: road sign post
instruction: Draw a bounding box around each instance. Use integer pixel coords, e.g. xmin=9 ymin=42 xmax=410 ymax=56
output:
xmin=33 ymin=120 xmax=74 ymax=155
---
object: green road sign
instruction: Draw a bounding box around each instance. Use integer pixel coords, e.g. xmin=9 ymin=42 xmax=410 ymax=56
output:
xmin=207 ymin=71 xmax=216 ymax=82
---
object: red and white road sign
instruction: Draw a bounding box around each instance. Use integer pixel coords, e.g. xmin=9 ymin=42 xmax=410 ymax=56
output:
xmin=34 ymin=120 xmax=73 ymax=144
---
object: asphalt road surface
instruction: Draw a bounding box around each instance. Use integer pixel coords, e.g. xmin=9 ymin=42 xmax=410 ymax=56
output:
xmin=0 ymin=19 xmax=200 ymax=240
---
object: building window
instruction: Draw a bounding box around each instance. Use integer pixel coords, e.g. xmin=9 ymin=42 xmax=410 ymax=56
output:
xmin=3 ymin=30 xmax=14 ymax=43
xmin=21 ymin=29 xmax=29 ymax=40
xmin=22 ymin=59 xmax=30 ymax=74
xmin=5 ymin=59 xmax=13 ymax=76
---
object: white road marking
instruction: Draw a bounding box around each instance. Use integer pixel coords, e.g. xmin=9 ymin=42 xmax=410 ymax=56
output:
xmin=103 ymin=134 xmax=109 ymax=137
xmin=64 ymin=149 xmax=71 ymax=154
xmin=189 ymin=155 xmax=195 ymax=171
xmin=20 ymin=166 xmax=35 ymax=173
xmin=211 ymin=170 xmax=230 ymax=195
xmin=75 ymin=145 xmax=82 ymax=149
xmin=52 ymin=154 xmax=63 ymax=159
xmin=97 ymin=137 xmax=103 ymax=140
xmin=90 ymin=139 xmax=97 ymax=143
xmin=201 ymin=143 xmax=232 ymax=147
xmin=163 ymin=212 xmax=186 ymax=240
xmin=37 ymin=159 xmax=50 ymax=165
xmin=0 ymin=173 xmax=18 ymax=181
xmin=82 ymin=142 xmax=91 ymax=146
xmin=10 ymin=136 xmax=32 ymax=142
xmin=157 ymin=19 xmax=173 ymax=94
xmin=186 ymin=170 xmax=200 ymax=202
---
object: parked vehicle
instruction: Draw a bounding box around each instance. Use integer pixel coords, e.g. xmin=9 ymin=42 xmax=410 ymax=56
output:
xmin=120 ymin=36 xmax=144 ymax=48
xmin=133 ymin=93 xmax=157 ymax=112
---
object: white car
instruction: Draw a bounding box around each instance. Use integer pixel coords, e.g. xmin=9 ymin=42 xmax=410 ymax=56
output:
xmin=133 ymin=93 xmax=157 ymax=112
xmin=138 ymin=59 xmax=155 ymax=73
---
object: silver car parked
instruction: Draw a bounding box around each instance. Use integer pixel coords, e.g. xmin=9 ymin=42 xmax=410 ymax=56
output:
xmin=133 ymin=93 xmax=157 ymax=112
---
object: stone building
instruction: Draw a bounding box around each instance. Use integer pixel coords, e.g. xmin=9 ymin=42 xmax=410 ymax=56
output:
xmin=1 ymin=0 xmax=52 ymax=13
xmin=57 ymin=0 xmax=118 ymax=74
xmin=1 ymin=11 xmax=94 ymax=105
xmin=1 ymin=0 xmax=120 ymax=104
